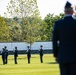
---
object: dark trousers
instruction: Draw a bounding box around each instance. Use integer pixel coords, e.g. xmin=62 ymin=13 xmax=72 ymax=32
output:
xmin=59 ymin=63 xmax=76 ymax=75
xmin=14 ymin=56 xmax=17 ymax=64
xmin=27 ymin=56 xmax=30 ymax=64
xmin=2 ymin=56 xmax=5 ymax=64
xmin=40 ymin=55 xmax=43 ymax=63
xmin=5 ymin=56 xmax=8 ymax=64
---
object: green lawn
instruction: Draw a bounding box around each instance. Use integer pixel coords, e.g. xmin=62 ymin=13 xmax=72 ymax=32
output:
xmin=0 ymin=54 xmax=60 ymax=75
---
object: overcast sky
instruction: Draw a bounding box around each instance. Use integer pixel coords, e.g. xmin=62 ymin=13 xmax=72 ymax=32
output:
xmin=0 ymin=0 xmax=76 ymax=18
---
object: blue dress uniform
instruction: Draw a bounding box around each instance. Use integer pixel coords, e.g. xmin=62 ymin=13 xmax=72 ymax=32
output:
xmin=52 ymin=1 xmax=76 ymax=75
xmin=4 ymin=46 xmax=8 ymax=64
xmin=1 ymin=48 xmax=5 ymax=65
xmin=39 ymin=45 xmax=43 ymax=63
xmin=14 ymin=47 xmax=18 ymax=64
xmin=27 ymin=46 xmax=31 ymax=64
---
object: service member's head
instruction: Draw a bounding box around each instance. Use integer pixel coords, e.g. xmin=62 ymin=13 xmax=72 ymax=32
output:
xmin=64 ymin=1 xmax=74 ymax=15
xmin=15 ymin=46 xmax=17 ymax=49
xmin=40 ymin=45 xmax=43 ymax=48
xmin=27 ymin=46 xmax=29 ymax=48
xmin=4 ymin=46 xmax=7 ymax=49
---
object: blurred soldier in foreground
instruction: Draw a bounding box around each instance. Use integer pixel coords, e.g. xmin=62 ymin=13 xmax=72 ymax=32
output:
xmin=52 ymin=1 xmax=76 ymax=75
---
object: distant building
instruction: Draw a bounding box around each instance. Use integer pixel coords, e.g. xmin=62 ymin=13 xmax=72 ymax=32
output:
xmin=0 ymin=42 xmax=52 ymax=51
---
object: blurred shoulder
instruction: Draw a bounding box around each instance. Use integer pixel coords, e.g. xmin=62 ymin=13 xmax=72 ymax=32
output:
xmin=55 ymin=19 xmax=63 ymax=23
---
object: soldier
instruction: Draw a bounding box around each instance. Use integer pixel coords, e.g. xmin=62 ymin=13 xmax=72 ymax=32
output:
xmin=27 ymin=46 xmax=31 ymax=64
xmin=1 ymin=48 xmax=5 ymax=65
xmin=52 ymin=1 xmax=76 ymax=75
xmin=39 ymin=45 xmax=43 ymax=63
xmin=4 ymin=46 xmax=8 ymax=64
xmin=14 ymin=46 xmax=18 ymax=64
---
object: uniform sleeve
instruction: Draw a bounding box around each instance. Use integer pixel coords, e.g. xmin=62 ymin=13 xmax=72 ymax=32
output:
xmin=52 ymin=22 xmax=59 ymax=57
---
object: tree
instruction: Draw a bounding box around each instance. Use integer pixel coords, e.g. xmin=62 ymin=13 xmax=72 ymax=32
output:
xmin=42 ymin=13 xmax=64 ymax=41
xmin=0 ymin=16 xmax=11 ymax=42
xmin=5 ymin=0 xmax=40 ymax=18
xmin=5 ymin=0 xmax=41 ymax=46
xmin=23 ymin=17 xmax=42 ymax=44
xmin=9 ymin=18 xmax=22 ymax=41
xmin=4 ymin=17 xmax=22 ymax=42
xmin=42 ymin=13 xmax=55 ymax=41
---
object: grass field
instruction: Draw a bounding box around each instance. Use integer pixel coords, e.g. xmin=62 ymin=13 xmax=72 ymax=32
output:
xmin=0 ymin=54 xmax=60 ymax=75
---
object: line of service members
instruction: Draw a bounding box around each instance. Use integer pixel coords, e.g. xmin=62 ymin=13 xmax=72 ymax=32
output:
xmin=1 ymin=45 xmax=44 ymax=65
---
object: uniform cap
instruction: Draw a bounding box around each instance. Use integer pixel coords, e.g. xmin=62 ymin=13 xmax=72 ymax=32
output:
xmin=65 ymin=1 xmax=72 ymax=8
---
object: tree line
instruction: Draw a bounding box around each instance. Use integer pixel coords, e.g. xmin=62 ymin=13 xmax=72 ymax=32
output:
xmin=0 ymin=13 xmax=64 ymax=42
xmin=0 ymin=0 xmax=65 ymax=44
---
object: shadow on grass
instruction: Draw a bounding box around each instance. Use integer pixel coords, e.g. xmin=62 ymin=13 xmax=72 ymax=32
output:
xmin=8 ymin=57 xmax=26 ymax=60
xmin=47 ymin=62 xmax=58 ymax=64
xmin=8 ymin=56 xmax=37 ymax=60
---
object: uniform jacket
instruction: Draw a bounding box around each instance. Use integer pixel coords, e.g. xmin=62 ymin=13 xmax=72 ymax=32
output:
xmin=39 ymin=48 xmax=43 ymax=56
xmin=52 ymin=16 xmax=76 ymax=63
xmin=14 ymin=49 xmax=18 ymax=57
xmin=27 ymin=49 xmax=31 ymax=58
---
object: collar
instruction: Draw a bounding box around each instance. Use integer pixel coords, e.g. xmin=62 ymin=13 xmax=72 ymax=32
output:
xmin=64 ymin=14 xmax=72 ymax=17
xmin=64 ymin=14 xmax=76 ymax=20
xmin=63 ymin=14 xmax=72 ymax=19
